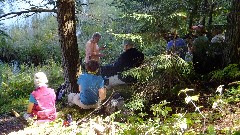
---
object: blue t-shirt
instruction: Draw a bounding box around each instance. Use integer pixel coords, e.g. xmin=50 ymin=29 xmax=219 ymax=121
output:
xmin=166 ymin=38 xmax=186 ymax=50
xmin=166 ymin=38 xmax=187 ymax=59
xmin=77 ymin=73 xmax=104 ymax=105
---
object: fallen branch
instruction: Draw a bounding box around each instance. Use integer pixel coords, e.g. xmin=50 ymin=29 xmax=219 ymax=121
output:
xmin=228 ymin=81 xmax=240 ymax=86
xmin=76 ymin=89 xmax=115 ymax=125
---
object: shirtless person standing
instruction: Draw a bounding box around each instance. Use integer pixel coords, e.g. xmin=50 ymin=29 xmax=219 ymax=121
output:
xmin=85 ymin=32 xmax=105 ymax=63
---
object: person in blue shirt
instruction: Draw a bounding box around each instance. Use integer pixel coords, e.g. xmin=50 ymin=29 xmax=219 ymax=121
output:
xmin=166 ymin=31 xmax=187 ymax=59
xmin=68 ymin=60 xmax=106 ymax=109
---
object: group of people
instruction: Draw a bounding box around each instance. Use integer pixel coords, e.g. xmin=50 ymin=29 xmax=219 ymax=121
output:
xmin=24 ymin=32 xmax=145 ymax=124
xmin=24 ymin=27 xmax=225 ymax=123
xmin=165 ymin=25 xmax=226 ymax=74
xmin=84 ymin=32 xmax=144 ymax=85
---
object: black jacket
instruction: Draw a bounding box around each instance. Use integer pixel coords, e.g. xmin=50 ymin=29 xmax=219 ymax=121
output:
xmin=114 ymin=48 xmax=144 ymax=72
xmin=101 ymin=48 xmax=144 ymax=79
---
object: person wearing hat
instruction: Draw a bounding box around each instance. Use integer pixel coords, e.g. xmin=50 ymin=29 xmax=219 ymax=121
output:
xmin=100 ymin=39 xmax=144 ymax=83
xmin=192 ymin=25 xmax=210 ymax=74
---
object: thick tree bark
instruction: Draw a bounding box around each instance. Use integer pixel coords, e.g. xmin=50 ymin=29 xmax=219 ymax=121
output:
xmin=225 ymin=0 xmax=240 ymax=64
xmin=57 ymin=0 xmax=79 ymax=93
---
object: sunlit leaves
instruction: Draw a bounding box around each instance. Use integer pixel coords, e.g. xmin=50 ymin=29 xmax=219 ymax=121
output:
xmin=178 ymin=88 xmax=194 ymax=96
xmin=150 ymin=100 xmax=172 ymax=118
xmin=123 ymin=54 xmax=192 ymax=83
xmin=125 ymin=93 xmax=146 ymax=111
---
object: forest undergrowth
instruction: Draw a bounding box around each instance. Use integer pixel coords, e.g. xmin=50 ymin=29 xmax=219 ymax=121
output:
xmin=0 ymin=57 xmax=240 ymax=135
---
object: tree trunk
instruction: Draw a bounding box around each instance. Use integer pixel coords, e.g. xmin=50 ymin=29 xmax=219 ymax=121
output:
xmin=225 ymin=0 xmax=240 ymax=64
xmin=188 ymin=4 xmax=197 ymax=29
xmin=201 ymin=0 xmax=209 ymax=26
xmin=57 ymin=0 xmax=79 ymax=93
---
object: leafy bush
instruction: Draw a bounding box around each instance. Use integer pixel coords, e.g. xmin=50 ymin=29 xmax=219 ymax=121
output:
xmin=224 ymin=86 xmax=240 ymax=104
xmin=0 ymin=61 xmax=64 ymax=114
xmin=1 ymin=14 xmax=61 ymax=65
xmin=210 ymin=64 xmax=240 ymax=82
xmin=122 ymin=54 xmax=194 ymax=102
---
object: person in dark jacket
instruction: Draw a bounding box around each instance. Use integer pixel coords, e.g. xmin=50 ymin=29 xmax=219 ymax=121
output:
xmin=101 ymin=39 xmax=144 ymax=83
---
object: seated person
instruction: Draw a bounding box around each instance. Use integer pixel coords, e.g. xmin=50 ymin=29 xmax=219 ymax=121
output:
xmin=166 ymin=31 xmax=187 ymax=59
xmin=68 ymin=60 xmax=106 ymax=109
xmin=100 ymin=39 xmax=144 ymax=83
xmin=24 ymin=72 xmax=57 ymax=123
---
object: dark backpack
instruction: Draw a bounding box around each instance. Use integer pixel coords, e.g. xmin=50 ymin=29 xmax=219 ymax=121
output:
xmin=56 ymin=83 xmax=68 ymax=102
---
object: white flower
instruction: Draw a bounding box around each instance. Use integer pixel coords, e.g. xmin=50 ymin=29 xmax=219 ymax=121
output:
xmin=216 ymin=85 xmax=224 ymax=95
xmin=212 ymin=102 xmax=218 ymax=109
xmin=185 ymin=97 xmax=192 ymax=104
xmin=212 ymin=99 xmax=224 ymax=109
xmin=179 ymin=118 xmax=188 ymax=131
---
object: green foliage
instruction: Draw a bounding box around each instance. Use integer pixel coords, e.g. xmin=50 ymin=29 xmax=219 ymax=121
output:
xmin=1 ymin=14 xmax=61 ymax=65
xmin=111 ymin=0 xmax=231 ymax=34
xmin=150 ymin=100 xmax=172 ymax=118
xmin=210 ymin=64 xmax=240 ymax=82
xmin=122 ymin=55 xmax=193 ymax=100
xmin=224 ymin=86 xmax=240 ymax=103
xmin=0 ymin=61 xmax=63 ymax=114
xmin=124 ymin=55 xmax=193 ymax=82
xmin=125 ymin=93 xmax=146 ymax=112
xmin=0 ymin=0 xmax=238 ymax=134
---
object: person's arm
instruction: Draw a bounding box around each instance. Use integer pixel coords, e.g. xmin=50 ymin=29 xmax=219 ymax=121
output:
xmin=27 ymin=102 xmax=34 ymax=113
xmin=113 ymin=53 xmax=124 ymax=67
xmin=99 ymin=88 xmax=106 ymax=101
xmin=78 ymin=85 xmax=81 ymax=92
xmin=88 ymin=43 xmax=104 ymax=58
xmin=98 ymin=46 xmax=106 ymax=51
xmin=27 ymin=94 xmax=37 ymax=113
xmin=94 ymin=45 xmax=105 ymax=57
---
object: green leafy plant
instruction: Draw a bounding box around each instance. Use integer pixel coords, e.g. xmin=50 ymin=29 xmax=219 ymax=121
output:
xmin=210 ymin=64 xmax=240 ymax=82
xmin=0 ymin=61 xmax=63 ymax=114
xmin=150 ymin=100 xmax=172 ymax=118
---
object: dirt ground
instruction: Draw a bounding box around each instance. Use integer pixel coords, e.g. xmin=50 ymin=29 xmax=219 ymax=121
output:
xmin=0 ymin=114 xmax=28 ymax=135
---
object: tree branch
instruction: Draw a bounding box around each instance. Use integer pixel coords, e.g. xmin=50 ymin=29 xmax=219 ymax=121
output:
xmin=0 ymin=8 xmax=57 ymax=21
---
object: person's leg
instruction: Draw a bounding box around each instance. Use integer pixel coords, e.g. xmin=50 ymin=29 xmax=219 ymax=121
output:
xmin=72 ymin=94 xmax=99 ymax=109
xmin=100 ymin=65 xmax=119 ymax=77
xmin=106 ymin=75 xmax=125 ymax=89
xmin=68 ymin=93 xmax=78 ymax=106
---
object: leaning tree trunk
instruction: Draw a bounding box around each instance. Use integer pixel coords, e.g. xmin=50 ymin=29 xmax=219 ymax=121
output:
xmin=57 ymin=0 xmax=79 ymax=93
xmin=225 ymin=0 xmax=240 ymax=64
